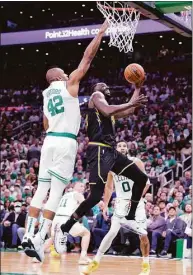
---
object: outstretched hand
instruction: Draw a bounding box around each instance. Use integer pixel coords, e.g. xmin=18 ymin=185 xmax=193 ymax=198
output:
xmin=130 ymin=94 xmax=148 ymax=108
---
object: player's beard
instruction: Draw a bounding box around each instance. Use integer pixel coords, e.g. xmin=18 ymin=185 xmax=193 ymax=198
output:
xmin=104 ymin=93 xmax=111 ymax=103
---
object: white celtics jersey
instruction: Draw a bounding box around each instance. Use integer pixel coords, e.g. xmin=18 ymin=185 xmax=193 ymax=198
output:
xmin=56 ymin=191 xmax=80 ymax=217
xmin=113 ymin=174 xmax=134 ymax=200
xmin=43 ymin=81 xmax=81 ymax=135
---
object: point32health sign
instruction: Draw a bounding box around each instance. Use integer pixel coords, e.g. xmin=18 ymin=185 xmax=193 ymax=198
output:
xmin=1 ymin=20 xmax=170 ymax=46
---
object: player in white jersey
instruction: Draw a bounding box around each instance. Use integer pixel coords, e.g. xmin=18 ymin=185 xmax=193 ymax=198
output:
xmin=22 ymin=20 xmax=109 ymax=262
xmin=46 ymin=182 xmax=91 ymax=265
xmin=83 ymin=141 xmax=151 ymax=275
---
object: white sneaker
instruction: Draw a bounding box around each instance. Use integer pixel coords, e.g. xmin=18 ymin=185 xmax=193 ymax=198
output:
xmin=54 ymin=223 xmax=68 ymax=254
xmin=24 ymin=233 xmax=45 ymax=262
xmin=78 ymin=256 xmax=92 ymax=265
xmin=120 ymin=218 xmax=147 ymax=236
xmin=22 ymin=235 xmax=32 ymax=249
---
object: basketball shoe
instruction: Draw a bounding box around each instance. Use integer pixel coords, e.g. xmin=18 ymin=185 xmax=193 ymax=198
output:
xmin=82 ymin=260 xmax=99 ymax=274
xmin=139 ymin=262 xmax=150 ymax=275
xmin=22 ymin=235 xmax=32 ymax=249
xmin=24 ymin=233 xmax=45 ymax=262
xmin=50 ymin=244 xmax=61 ymax=258
xmin=54 ymin=223 xmax=68 ymax=254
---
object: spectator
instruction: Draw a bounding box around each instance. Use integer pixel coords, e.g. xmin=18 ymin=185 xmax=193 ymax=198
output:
xmin=175 ymin=192 xmax=185 ymax=210
xmin=158 ymin=201 xmax=167 ymax=218
xmin=144 ymin=131 xmax=157 ymax=148
xmin=172 ymin=200 xmax=184 ymax=216
xmin=4 ymin=200 xmax=11 ymax=212
xmin=155 ymin=159 xmax=167 ymax=186
xmin=178 ymin=185 xmax=186 ymax=196
xmin=159 ymin=192 xmax=168 ymax=203
xmin=0 ymin=200 xmax=6 ymax=222
xmin=145 ymin=202 xmax=153 ymax=218
xmin=181 ymin=142 xmax=192 ymax=161
xmin=181 ymin=171 xmax=192 ymax=194
xmin=33 ymin=161 xmax=39 ymax=175
xmin=168 ymin=188 xmax=179 ymax=203
xmin=164 ymin=152 xmax=177 ymax=170
xmin=180 ymin=204 xmax=192 ymax=252
xmin=180 ymin=204 xmax=192 ymax=229
xmin=1 ymin=189 xmax=14 ymax=202
xmin=22 ymin=186 xmax=32 ymax=200
xmin=144 ymin=161 xmax=154 ymax=174
xmin=27 ymin=143 xmax=41 ymax=167
xmin=147 ymin=205 xmax=166 ymax=256
xmin=159 ymin=207 xmax=186 ymax=257
xmin=145 ymin=193 xmax=153 ymax=203
xmin=184 ymin=186 xmax=192 ymax=205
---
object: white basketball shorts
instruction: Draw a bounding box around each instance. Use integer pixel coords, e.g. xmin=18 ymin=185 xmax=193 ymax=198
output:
xmin=38 ymin=135 xmax=77 ymax=184
xmin=113 ymin=198 xmax=147 ymax=230
xmin=135 ymin=199 xmax=147 ymax=230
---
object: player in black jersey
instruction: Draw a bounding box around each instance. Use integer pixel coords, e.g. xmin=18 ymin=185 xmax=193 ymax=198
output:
xmin=57 ymin=81 xmax=148 ymax=249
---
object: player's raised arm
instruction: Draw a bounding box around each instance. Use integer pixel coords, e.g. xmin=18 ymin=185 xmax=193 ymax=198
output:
xmin=114 ymin=78 xmax=145 ymax=119
xmin=68 ymin=20 xmax=109 ymax=87
xmin=91 ymin=91 xmax=147 ymax=118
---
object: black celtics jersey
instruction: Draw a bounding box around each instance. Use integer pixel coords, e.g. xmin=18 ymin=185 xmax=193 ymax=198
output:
xmin=86 ymin=108 xmax=116 ymax=147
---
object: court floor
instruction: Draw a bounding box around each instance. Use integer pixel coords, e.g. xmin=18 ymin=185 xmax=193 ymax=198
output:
xmin=1 ymin=251 xmax=191 ymax=275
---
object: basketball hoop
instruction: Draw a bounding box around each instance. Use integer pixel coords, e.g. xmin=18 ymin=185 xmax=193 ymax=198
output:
xmin=97 ymin=1 xmax=141 ymax=53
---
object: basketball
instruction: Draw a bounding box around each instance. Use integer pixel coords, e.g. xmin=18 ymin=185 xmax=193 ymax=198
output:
xmin=124 ymin=63 xmax=145 ymax=84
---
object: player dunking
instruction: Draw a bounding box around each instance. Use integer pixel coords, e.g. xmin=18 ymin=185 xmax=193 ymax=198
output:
xmin=55 ymin=80 xmax=148 ymax=251
xmin=84 ymin=141 xmax=150 ymax=275
xmin=22 ymin=20 xmax=109 ymax=262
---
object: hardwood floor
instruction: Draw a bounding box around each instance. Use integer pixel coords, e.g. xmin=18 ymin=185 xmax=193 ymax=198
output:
xmin=1 ymin=251 xmax=191 ymax=275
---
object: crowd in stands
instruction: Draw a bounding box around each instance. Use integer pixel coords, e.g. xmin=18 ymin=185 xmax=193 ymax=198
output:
xmin=0 ymin=65 xmax=192 ymax=258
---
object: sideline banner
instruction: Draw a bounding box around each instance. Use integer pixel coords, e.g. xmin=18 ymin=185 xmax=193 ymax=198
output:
xmin=1 ymin=20 xmax=170 ymax=46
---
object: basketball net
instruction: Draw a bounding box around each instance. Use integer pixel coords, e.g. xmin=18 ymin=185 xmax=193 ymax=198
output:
xmin=97 ymin=1 xmax=141 ymax=53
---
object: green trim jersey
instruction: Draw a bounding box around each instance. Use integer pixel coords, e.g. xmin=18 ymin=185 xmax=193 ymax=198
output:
xmin=43 ymin=81 xmax=81 ymax=135
xmin=56 ymin=191 xmax=81 ymax=217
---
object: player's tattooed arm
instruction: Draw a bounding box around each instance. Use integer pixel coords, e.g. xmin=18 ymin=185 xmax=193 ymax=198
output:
xmin=92 ymin=91 xmax=147 ymax=118
xmin=43 ymin=115 xmax=49 ymax=131
xmin=68 ymin=20 xmax=109 ymax=86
